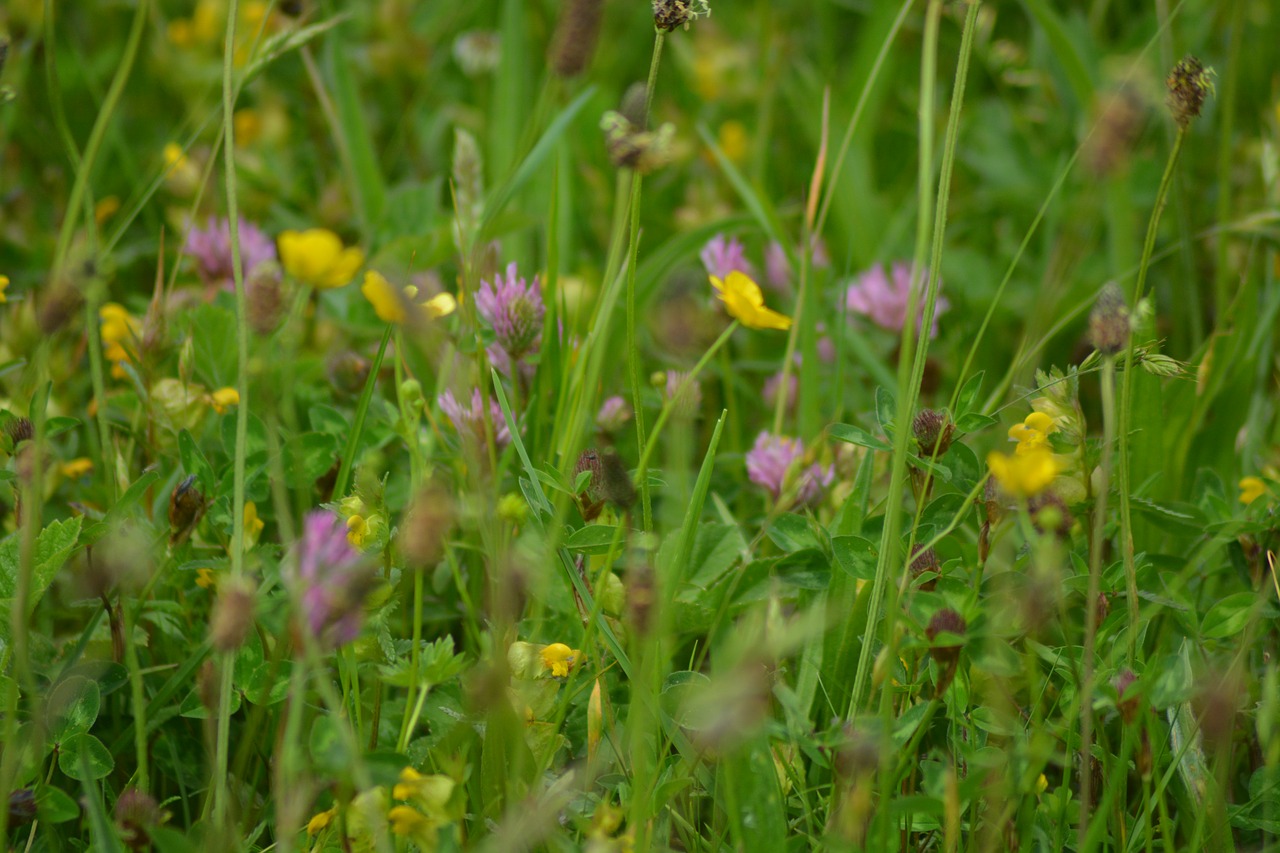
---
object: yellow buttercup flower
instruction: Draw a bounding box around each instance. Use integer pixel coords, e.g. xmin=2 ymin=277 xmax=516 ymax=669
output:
xmin=208 ymin=387 xmax=240 ymax=414
xmin=0 ymin=275 xmax=8 ymax=303
xmin=60 ymin=458 xmax=94 ymax=479
xmin=541 ymin=642 xmax=582 ymax=678
xmin=306 ymin=806 xmax=337 ymax=836
xmin=278 ymin=229 xmax=364 ymax=289
xmin=710 ymin=270 xmax=792 ymax=331
xmin=987 ymin=447 xmax=1058 ymax=499
xmin=1239 ymin=476 xmax=1267 ymax=505
xmin=361 ymin=271 xmax=457 ymax=325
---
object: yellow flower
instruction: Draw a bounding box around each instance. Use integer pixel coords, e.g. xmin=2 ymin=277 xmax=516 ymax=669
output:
xmin=393 ymin=767 xmax=455 ymax=818
xmin=361 ymin=271 xmax=457 ymax=325
xmin=100 ymin=303 xmax=142 ymax=378
xmin=1008 ymin=411 xmax=1056 ymax=455
xmin=195 ymin=567 xmax=219 ymax=589
xmin=987 ymin=447 xmax=1059 ymax=499
xmin=347 ymin=514 xmax=369 ymax=548
xmin=710 ymin=270 xmax=792 ymax=331
xmin=244 ymin=501 xmax=264 ymax=548
xmin=541 ymin=642 xmax=582 ymax=678
xmin=60 ymin=458 xmax=94 ymax=479
xmin=234 ymin=109 xmax=262 ymax=147
xmin=1036 ymin=773 xmax=1048 ymax=795
xmin=306 ymin=806 xmax=337 ymax=836
xmin=0 ymin=275 xmax=8 ymax=303
xmin=1240 ymin=476 xmax=1267 ymax=505
xmin=94 ymin=196 xmax=121 ymax=224
xmin=388 ymin=805 xmax=437 ymax=845
xmin=278 ymin=229 xmax=364 ymax=289
xmin=718 ymin=120 xmax=749 ymax=164
xmin=208 ymin=387 xmax=240 ymax=414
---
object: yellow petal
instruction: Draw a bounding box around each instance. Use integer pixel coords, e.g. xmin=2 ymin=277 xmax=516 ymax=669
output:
xmin=362 ymin=271 xmax=406 ymax=323
xmin=1024 ymin=412 xmax=1056 ymax=434
xmin=423 ymin=292 xmax=457 ymax=318
xmin=1240 ymin=476 xmax=1267 ymax=505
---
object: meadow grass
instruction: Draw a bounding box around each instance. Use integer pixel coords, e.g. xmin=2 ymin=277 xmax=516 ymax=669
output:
xmin=1 ymin=0 xmax=1279 ymax=851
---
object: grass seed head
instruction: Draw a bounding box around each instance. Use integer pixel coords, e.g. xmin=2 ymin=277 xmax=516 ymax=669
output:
xmin=1165 ymin=55 xmax=1214 ymax=128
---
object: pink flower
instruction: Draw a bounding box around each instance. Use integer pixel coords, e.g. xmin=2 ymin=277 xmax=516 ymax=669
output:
xmin=700 ymin=234 xmax=756 ymax=281
xmin=290 ymin=512 xmax=376 ymax=649
xmin=746 ymin=431 xmax=834 ymax=508
xmin=596 ymin=396 xmax=632 ymax=433
xmin=475 ymin=262 xmax=545 ymax=358
xmin=439 ymin=389 xmax=512 ymax=448
xmin=185 ymin=217 xmax=276 ymax=289
xmin=664 ymin=370 xmax=703 ymax=417
xmin=844 ymin=261 xmax=948 ymax=338
xmin=765 ymin=237 xmax=829 ymax=292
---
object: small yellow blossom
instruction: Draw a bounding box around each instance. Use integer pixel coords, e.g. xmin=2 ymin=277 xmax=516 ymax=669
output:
xmin=60 ymin=458 xmax=94 ymax=479
xmin=195 ymin=567 xmax=219 ymax=589
xmin=94 ymin=196 xmax=120 ymax=225
xmin=393 ymin=767 xmax=455 ymax=817
xmin=208 ymin=387 xmax=240 ymax=414
xmin=100 ymin=303 xmax=142 ymax=378
xmin=0 ymin=275 xmax=8 ymax=303
xmin=361 ymin=271 xmax=457 ymax=325
xmin=717 ymin=120 xmax=749 ymax=164
xmin=388 ymin=805 xmax=436 ymax=844
xmin=1036 ymin=773 xmax=1048 ymax=795
xmin=234 ymin=109 xmax=262 ymax=147
xmin=306 ymin=806 xmax=337 ymax=836
xmin=987 ymin=448 xmax=1059 ymax=499
xmin=1008 ymin=411 xmax=1056 ymax=455
xmin=278 ymin=229 xmax=365 ymax=290
xmin=347 ymin=514 xmax=370 ymax=548
xmin=710 ymin=270 xmax=792 ymax=331
xmin=244 ymin=501 xmax=264 ymax=548
xmin=1239 ymin=476 xmax=1268 ymax=505
xmin=541 ymin=642 xmax=582 ymax=678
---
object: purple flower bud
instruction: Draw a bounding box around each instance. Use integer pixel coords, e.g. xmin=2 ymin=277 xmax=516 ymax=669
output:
xmin=596 ymin=395 xmax=632 ymax=433
xmin=745 ymin=431 xmax=833 ymax=508
xmin=439 ymin=389 xmax=513 ymax=448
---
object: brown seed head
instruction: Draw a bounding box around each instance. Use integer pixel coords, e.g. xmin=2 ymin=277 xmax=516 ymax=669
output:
xmin=1085 ymin=89 xmax=1144 ymax=178
xmin=1165 ymin=55 xmax=1214 ymax=128
xmin=912 ymin=408 xmax=954 ymax=458
xmin=115 ymin=788 xmax=165 ymax=851
xmin=1113 ymin=669 xmax=1141 ymax=725
xmin=7 ymin=789 xmax=36 ymax=827
xmin=549 ymin=0 xmax=603 ymax=78
xmin=926 ymin=608 xmax=966 ymax=668
xmin=210 ymin=576 xmax=256 ymax=652
xmin=909 ymin=545 xmax=941 ymax=591
xmin=400 ymin=485 xmax=455 ymax=569
xmin=1028 ymin=491 xmax=1073 ymax=538
xmin=4 ymin=416 xmax=34 ymax=447
xmin=1089 ymin=283 xmax=1130 ymax=355
xmin=247 ymin=262 xmax=286 ymax=336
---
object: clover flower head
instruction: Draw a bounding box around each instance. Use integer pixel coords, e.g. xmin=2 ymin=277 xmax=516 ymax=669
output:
xmin=185 ymin=217 xmax=276 ymax=288
xmin=845 ymin=261 xmax=948 ymax=338
xmin=746 ymin=431 xmax=834 ymax=507
xmin=476 ymin=262 xmax=545 ymax=358
xmin=438 ymin=389 xmax=512 ymax=448
xmin=290 ymin=511 xmax=377 ymax=649
xmin=596 ymin=395 xmax=632 ymax=433
xmin=701 ymin=234 xmax=755 ymax=281
xmin=765 ymin=237 xmax=829 ymax=292
xmin=663 ymin=370 xmax=703 ymax=417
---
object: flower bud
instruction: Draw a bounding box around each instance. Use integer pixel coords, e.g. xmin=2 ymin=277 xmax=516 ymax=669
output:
xmin=7 ymin=789 xmax=36 ymax=827
xmin=247 ymin=261 xmax=285 ymax=336
xmin=909 ymin=546 xmax=940 ymax=591
xmin=1113 ymin=669 xmax=1141 ymax=725
xmin=575 ymin=448 xmax=606 ymax=522
xmin=653 ymin=0 xmax=710 ymax=31
xmin=4 ymin=416 xmax=34 ymax=448
xmin=926 ymin=608 xmax=966 ymax=694
xmin=168 ymin=475 xmax=207 ymax=546
xmin=548 ymin=0 xmax=603 ymax=78
xmin=115 ymin=788 xmax=165 ymax=851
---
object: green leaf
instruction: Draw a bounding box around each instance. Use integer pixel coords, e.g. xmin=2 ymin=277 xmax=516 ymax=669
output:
xmin=58 ymin=733 xmax=114 ymax=781
xmin=179 ymin=429 xmax=216 ymax=492
xmin=47 ymin=676 xmax=101 ymax=739
xmin=875 ymin=386 xmax=896 ymax=435
xmin=1201 ymin=591 xmax=1259 ymax=640
xmin=832 ymin=536 xmax=878 ymax=581
xmin=953 ymin=370 xmax=984 ymax=416
xmin=954 ymin=412 xmax=996 ymax=434
xmin=44 ymin=416 xmax=82 ymax=439
xmin=36 ymin=785 xmax=81 ymax=823
xmin=283 ymin=432 xmax=341 ymax=487
xmin=720 ymin=736 xmax=788 ymax=853
xmin=187 ymin=304 xmax=238 ymax=389
xmin=565 ymin=524 xmax=622 ymax=556
xmin=830 ymin=422 xmax=892 ymax=452
xmin=0 ymin=517 xmax=84 ymax=638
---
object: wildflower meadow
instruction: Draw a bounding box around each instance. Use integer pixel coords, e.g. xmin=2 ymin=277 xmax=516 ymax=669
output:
xmin=3 ymin=0 xmax=1280 ymax=850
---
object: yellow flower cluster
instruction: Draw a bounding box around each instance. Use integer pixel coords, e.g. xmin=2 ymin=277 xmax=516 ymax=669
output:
xmin=1240 ymin=476 xmax=1268 ymax=505
xmin=710 ymin=271 xmax=792 ymax=331
xmin=339 ymin=495 xmax=385 ymax=550
xmin=987 ymin=411 xmax=1061 ymax=498
xmin=278 ymin=229 xmax=365 ymax=289
xmin=207 ymin=387 xmax=240 ymax=414
xmin=306 ymin=766 xmax=456 ymax=847
xmin=100 ymin=303 xmax=142 ymax=379
xmin=361 ymin=271 xmax=457 ymax=325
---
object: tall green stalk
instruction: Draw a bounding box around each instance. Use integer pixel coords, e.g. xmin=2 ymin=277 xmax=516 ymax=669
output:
xmin=213 ymin=0 xmax=251 ymax=830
